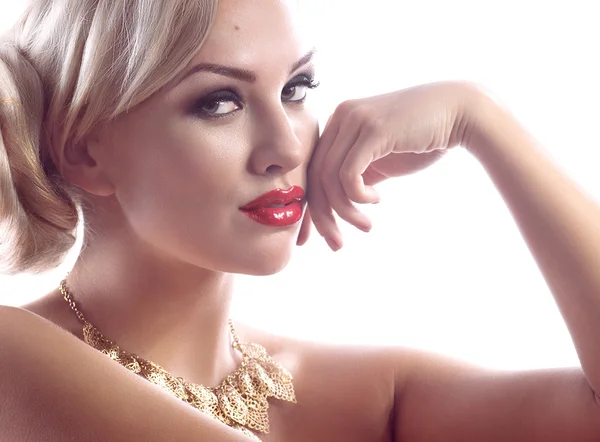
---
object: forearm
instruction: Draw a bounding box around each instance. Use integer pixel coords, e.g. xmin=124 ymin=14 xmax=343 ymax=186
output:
xmin=465 ymin=87 xmax=600 ymax=394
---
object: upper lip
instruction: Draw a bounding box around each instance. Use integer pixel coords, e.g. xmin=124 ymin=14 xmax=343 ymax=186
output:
xmin=241 ymin=186 xmax=305 ymax=210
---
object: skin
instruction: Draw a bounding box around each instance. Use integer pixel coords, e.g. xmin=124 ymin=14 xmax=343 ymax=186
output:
xmin=27 ymin=0 xmax=319 ymax=387
xmin=4 ymin=0 xmax=600 ymax=440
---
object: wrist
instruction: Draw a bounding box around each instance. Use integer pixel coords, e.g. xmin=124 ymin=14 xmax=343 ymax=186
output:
xmin=459 ymin=83 xmax=521 ymax=158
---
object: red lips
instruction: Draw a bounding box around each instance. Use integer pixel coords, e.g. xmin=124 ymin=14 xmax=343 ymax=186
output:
xmin=240 ymin=186 xmax=305 ymax=227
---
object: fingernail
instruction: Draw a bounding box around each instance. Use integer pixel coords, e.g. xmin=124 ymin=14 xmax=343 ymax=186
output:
xmin=325 ymin=237 xmax=341 ymax=252
xmin=359 ymin=225 xmax=371 ymax=233
xmin=358 ymin=222 xmax=372 ymax=232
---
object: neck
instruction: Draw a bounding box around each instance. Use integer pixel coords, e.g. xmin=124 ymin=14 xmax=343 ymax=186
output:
xmin=64 ymin=226 xmax=239 ymax=388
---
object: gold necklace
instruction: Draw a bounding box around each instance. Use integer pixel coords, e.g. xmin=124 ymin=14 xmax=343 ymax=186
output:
xmin=59 ymin=279 xmax=296 ymax=441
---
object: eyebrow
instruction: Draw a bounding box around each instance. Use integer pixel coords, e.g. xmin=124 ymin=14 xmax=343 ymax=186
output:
xmin=176 ymin=48 xmax=317 ymax=86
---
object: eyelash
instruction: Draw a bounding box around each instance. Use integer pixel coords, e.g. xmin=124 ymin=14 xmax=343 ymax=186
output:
xmin=192 ymin=73 xmax=321 ymax=120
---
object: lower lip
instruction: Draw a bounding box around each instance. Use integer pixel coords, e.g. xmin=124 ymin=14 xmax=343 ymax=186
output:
xmin=241 ymin=201 xmax=303 ymax=227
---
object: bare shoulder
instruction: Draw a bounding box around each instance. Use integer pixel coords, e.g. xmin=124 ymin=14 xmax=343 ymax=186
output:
xmin=0 ymin=303 xmax=61 ymax=347
xmin=237 ymin=321 xmax=400 ymax=382
xmin=0 ymin=305 xmax=256 ymax=442
xmin=238 ymin=321 xmax=425 ymax=391
xmin=0 ymin=303 xmax=80 ymax=346
xmin=239 ymin=322 xmax=599 ymax=442
xmin=237 ymin=322 xmax=403 ymax=441
xmin=0 ymin=305 xmax=88 ymax=439
xmin=247 ymin=326 xmax=600 ymax=442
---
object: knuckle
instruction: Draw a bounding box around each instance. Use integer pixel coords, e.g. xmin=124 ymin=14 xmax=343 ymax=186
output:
xmin=361 ymin=114 xmax=383 ymax=133
xmin=348 ymin=105 xmax=381 ymax=132
xmin=350 ymin=103 xmax=373 ymax=119
xmin=338 ymin=165 xmax=355 ymax=186
xmin=335 ymin=99 xmax=356 ymax=115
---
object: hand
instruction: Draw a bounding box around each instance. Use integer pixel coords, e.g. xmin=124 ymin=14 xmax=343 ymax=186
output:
xmin=302 ymin=81 xmax=480 ymax=250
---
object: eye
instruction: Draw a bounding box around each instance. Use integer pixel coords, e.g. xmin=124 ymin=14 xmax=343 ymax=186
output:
xmin=193 ymin=90 xmax=242 ymax=119
xmin=281 ymin=74 xmax=320 ymax=103
xmin=201 ymin=100 xmax=240 ymax=116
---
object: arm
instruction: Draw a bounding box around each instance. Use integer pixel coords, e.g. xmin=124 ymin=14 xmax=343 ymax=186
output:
xmin=395 ymin=349 xmax=600 ymax=442
xmin=395 ymin=85 xmax=600 ymax=442
xmin=0 ymin=306 xmax=253 ymax=442
xmin=467 ymin=87 xmax=600 ymax=394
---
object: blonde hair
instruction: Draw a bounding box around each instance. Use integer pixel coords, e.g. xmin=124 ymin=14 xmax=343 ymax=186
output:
xmin=0 ymin=0 xmax=218 ymax=275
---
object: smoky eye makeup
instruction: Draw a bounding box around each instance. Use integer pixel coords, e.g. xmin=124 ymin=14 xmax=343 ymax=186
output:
xmin=190 ymin=89 xmax=243 ymax=120
xmin=189 ymin=70 xmax=321 ymax=120
xmin=281 ymin=72 xmax=321 ymax=103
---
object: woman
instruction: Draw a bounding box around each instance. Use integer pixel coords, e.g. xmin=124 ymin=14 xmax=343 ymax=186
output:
xmin=1 ymin=0 xmax=599 ymax=441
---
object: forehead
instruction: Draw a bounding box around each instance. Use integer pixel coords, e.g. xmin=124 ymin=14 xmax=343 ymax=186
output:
xmin=192 ymin=0 xmax=313 ymax=72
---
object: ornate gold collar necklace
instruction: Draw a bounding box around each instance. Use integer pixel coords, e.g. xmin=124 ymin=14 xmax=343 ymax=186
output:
xmin=59 ymin=279 xmax=296 ymax=440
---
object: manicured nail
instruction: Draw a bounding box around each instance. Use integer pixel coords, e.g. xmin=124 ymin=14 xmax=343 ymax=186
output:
xmin=325 ymin=237 xmax=341 ymax=251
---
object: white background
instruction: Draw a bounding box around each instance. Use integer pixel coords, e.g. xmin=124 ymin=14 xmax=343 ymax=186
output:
xmin=2 ymin=0 xmax=599 ymax=370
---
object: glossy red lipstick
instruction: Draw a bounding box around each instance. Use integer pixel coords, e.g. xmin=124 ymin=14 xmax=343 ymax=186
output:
xmin=240 ymin=186 xmax=305 ymax=227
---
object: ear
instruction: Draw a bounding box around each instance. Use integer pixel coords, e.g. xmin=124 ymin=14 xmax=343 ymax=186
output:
xmin=60 ymin=129 xmax=116 ymax=197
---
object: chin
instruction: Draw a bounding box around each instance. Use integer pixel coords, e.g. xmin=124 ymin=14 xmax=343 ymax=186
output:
xmin=242 ymin=255 xmax=292 ymax=276
xmin=245 ymin=263 xmax=289 ymax=277
xmin=232 ymin=246 xmax=294 ymax=277
xmin=179 ymin=230 xmax=297 ymax=276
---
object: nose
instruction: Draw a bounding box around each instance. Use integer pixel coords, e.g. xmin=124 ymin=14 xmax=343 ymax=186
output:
xmin=248 ymin=103 xmax=306 ymax=176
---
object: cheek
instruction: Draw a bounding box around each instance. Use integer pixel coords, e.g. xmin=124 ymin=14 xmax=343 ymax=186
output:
xmin=111 ymin=119 xmax=250 ymax=231
xmin=297 ymin=115 xmax=319 ymax=166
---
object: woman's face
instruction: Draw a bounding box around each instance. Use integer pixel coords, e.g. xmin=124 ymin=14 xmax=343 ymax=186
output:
xmin=86 ymin=0 xmax=319 ymax=275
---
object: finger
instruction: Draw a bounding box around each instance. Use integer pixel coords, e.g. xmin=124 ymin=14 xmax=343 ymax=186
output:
xmin=362 ymin=165 xmax=388 ymax=187
xmin=340 ymin=129 xmax=386 ymax=204
xmin=307 ymin=115 xmax=344 ymax=249
xmin=320 ymin=123 xmax=372 ymax=232
xmin=322 ymin=112 xmax=335 ymax=133
xmin=296 ymin=207 xmax=311 ymax=246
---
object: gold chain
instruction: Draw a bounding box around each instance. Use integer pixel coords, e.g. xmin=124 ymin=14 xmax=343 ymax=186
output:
xmin=61 ymin=280 xmax=243 ymax=353
xmin=60 ymin=281 xmax=87 ymax=323
xmin=59 ymin=279 xmax=296 ymax=440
